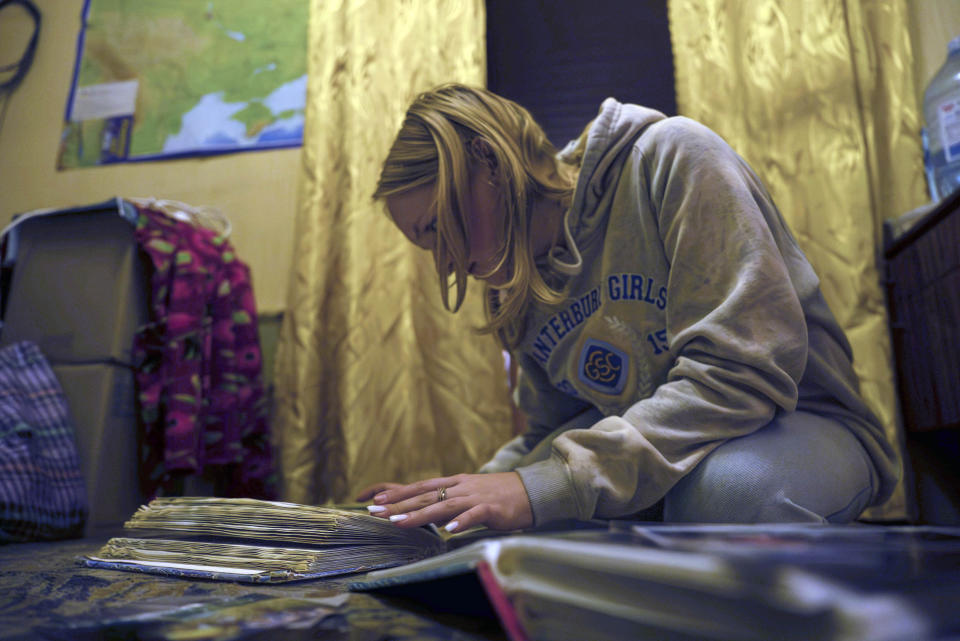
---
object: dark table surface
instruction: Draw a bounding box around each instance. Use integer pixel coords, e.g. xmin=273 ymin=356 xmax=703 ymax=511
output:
xmin=0 ymin=536 xmax=506 ymax=641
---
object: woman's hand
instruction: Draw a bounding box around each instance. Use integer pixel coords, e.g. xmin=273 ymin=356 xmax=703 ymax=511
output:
xmin=356 ymin=473 xmax=533 ymax=533
xmin=356 ymin=482 xmax=404 ymax=502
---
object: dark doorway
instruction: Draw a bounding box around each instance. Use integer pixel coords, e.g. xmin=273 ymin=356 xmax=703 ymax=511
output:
xmin=486 ymin=0 xmax=676 ymax=149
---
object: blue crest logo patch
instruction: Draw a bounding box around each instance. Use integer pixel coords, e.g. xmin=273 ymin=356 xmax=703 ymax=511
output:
xmin=578 ymin=339 xmax=628 ymax=395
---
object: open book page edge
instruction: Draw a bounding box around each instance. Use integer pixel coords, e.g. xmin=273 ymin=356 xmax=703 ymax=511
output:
xmin=84 ymin=556 xmax=265 ymax=575
xmin=125 ymin=497 xmax=444 ymax=549
xmin=351 ymin=534 xmax=731 ymax=590
xmin=79 ymin=557 xmax=297 ymax=583
xmin=79 ymin=555 xmax=416 ymax=584
xmin=349 ymin=538 xmax=503 ymax=589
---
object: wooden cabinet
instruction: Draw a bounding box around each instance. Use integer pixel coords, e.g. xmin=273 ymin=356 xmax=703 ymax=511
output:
xmin=885 ymin=188 xmax=960 ymax=523
xmin=885 ymin=188 xmax=960 ymax=433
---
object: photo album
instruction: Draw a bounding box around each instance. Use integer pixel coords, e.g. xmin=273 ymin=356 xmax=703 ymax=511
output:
xmin=80 ymin=496 xmax=446 ymax=583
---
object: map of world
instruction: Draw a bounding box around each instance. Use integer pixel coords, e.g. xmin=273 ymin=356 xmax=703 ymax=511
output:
xmin=59 ymin=0 xmax=308 ymax=169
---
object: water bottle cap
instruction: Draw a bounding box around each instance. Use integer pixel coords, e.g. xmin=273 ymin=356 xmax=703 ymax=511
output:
xmin=950 ymin=35 xmax=960 ymax=55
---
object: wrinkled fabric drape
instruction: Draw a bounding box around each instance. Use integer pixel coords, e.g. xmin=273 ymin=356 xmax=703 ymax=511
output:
xmin=668 ymin=0 xmax=926 ymax=520
xmin=273 ymin=0 xmax=513 ymax=505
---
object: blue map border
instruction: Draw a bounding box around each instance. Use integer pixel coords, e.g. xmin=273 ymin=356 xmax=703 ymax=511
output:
xmin=61 ymin=0 xmax=304 ymax=167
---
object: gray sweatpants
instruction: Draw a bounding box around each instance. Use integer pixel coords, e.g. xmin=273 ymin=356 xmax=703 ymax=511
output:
xmin=515 ymin=407 xmax=876 ymax=523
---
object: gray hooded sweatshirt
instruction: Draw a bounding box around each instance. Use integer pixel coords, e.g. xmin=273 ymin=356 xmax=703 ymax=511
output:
xmin=480 ymin=99 xmax=899 ymax=525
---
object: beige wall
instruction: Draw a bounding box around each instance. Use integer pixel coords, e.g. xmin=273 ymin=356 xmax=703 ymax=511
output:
xmin=0 ymin=0 xmax=297 ymax=313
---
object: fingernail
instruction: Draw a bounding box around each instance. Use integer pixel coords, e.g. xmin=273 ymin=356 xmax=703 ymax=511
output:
xmin=389 ymin=514 xmax=408 ymax=522
xmin=366 ymin=505 xmax=386 ymax=513
xmin=374 ymin=494 xmax=387 ymax=504
xmin=444 ymin=521 xmax=459 ymax=532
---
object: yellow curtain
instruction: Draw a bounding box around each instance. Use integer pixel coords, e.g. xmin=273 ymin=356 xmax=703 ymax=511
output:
xmin=273 ymin=0 xmax=514 ymax=505
xmin=668 ymin=0 xmax=927 ymax=520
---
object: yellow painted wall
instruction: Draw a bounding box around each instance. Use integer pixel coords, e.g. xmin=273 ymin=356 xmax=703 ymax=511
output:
xmin=0 ymin=0 xmax=297 ymax=313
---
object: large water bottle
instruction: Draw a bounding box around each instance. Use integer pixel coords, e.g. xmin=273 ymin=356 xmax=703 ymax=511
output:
xmin=923 ymin=35 xmax=960 ymax=202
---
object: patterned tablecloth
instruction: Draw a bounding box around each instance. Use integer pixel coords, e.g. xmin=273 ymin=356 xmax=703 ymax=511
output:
xmin=0 ymin=537 xmax=505 ymax=641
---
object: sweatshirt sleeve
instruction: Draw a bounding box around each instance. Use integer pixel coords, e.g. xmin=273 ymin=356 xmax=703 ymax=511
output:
xmin=516 ymin=118 xmax=811 ymax=524
xmin=478 ymin=351 xmax=593 ymax=473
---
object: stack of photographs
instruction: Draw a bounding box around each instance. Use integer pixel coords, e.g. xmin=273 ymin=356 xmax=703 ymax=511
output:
xmin=81 ymin=497 xmax=446 ymax=583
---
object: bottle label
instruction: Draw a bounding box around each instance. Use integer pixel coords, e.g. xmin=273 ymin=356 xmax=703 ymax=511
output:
xmin=938 ymin=99 xmax=960 ymax=162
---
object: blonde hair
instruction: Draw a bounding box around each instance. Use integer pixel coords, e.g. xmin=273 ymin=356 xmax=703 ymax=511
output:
xmin=374 ymin=84 xmax=577 ymax=345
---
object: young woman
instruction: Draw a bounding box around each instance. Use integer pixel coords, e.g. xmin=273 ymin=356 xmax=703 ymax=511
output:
xmin=358 ymin=84 xmax=898 ymax=533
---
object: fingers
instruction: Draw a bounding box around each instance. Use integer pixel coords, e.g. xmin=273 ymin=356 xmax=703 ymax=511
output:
xmin=442 ymin=503 xmax=492 ymax=533
xmin=385 ymin=495 xmax=474 ymax=531
xmin=355 ymin=482 xmax=401 ymax=502
xmin=382 ymin=489 xmax=444 ymax=520
xmin=384 ymin=499 xmax=495 ymax=535
xmin=363 ymin=476 xmax=460 ymax=524
xmin=362 ymin=472 xmax=532 ymax=533
xmin=368 ymin=476 xmax=458 ymax=506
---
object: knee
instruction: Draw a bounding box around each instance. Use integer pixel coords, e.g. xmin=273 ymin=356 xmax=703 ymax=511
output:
xmin=663 ymin=447 xmax=811 ymax=523
xmin=662 ymin=418 xmax=874 ymax=524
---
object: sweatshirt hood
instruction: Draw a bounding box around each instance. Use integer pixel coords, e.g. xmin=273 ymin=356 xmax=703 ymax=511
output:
xmin=549 ymin=99 xmax=666 ymax=276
